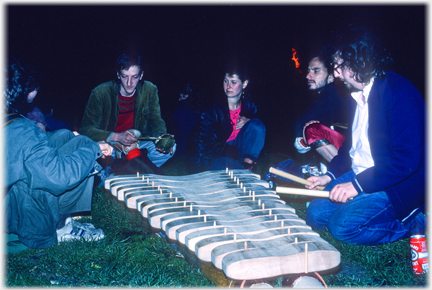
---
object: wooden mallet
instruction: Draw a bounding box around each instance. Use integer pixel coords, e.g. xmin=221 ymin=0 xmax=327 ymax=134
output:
xmin=268 ymin=167 xmax=325 ymax=191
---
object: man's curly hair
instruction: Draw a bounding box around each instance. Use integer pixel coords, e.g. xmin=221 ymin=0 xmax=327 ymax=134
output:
xmin=329 ymin=26 xmax=394 ymax=84
xmin=4 ymin=57 xmax=40 ymax=114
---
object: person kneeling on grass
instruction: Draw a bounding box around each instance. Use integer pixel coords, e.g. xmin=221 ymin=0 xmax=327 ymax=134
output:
xmin=5 ymin=57 xmax=112 ymax=249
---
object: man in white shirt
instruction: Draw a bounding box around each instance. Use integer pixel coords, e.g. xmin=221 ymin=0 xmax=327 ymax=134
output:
xmin=305 ymin=26 xmax=426 ymax=245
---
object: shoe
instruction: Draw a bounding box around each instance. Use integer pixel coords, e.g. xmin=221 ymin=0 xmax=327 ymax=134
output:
xmin=301 ymin=164 xmax=322 ymax=176
xmin=88 ymin=162 xmax=103 ymax=176
xmin=320 ymin=162 xmax=327 ymax=174
xmin=57 ymin=217 xmax=105 ymax=242
xmin=242 ymin=161 xmax=257 ymax=171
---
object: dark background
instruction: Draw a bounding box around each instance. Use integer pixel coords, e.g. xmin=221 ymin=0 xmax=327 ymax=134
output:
xmin=7 ymin=4 xmax=426 ymax=156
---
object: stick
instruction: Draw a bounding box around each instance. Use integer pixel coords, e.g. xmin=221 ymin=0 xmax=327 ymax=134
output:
xmin=276 ymin=186 xmax=330 ymax=198
xmin=276 ymin=186 xmax=353 ymax=200
xmin=305 ymin=243 xmax=308 ymax=273
xmin=136 ymin=136 xmax=159 ymax=141
xmin=269 ymin=167 xmax=325 ymax=191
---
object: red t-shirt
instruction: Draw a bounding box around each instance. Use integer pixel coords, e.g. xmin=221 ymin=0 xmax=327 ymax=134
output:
xmin=115 ymin=92 xmax=135 ymax=132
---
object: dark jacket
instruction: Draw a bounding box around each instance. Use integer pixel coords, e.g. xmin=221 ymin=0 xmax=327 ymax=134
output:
xmin=187 ymin=97 xmax=258 ymax=172
xmin=5 ymin=118 xmax=102 ymax=248
xmin=172 ymin=101 xmax=202 ymax=155
xmin=80 ymin=80 xmax=167 ymax=141
xmin=326 ymin=72 xmax=425 ymax=223
xmin=293 ymin=82 xmax=349 ymax=137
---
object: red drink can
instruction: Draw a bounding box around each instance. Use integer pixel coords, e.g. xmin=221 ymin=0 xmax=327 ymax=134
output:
xmin=410 ymin=235 xmax=428 ymax=275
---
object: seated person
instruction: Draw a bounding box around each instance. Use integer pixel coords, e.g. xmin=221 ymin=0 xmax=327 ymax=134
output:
xmin=293 ymin=53 xmax=349 ymax=167
xmin=79 ymin=51 xmax=176 ymax=176
xmin=5 ymin=57 xmax=112 ymax=249
xmin=306 ymin=26 xmax=426 ymax=245
xmin=187 ymin=62 xmax=266 ymax=172
xmin=172 ymin=83 xmax=205 ymax=156
xmin=13 ymin=63 xmax=71 ymax=132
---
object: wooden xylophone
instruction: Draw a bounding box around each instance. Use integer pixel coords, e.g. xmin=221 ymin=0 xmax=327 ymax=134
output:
xmin=104 ymin=169 xmax=340 ymax=281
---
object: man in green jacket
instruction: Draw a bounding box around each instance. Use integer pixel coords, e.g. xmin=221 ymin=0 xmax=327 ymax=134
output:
xmin=80 ymin=51 xmax=176 ymax=176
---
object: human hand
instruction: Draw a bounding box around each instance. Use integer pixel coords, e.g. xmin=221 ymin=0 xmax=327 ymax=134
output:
xmin=306 ymin=175 xmax=331 ymax=190
xmin=236 ymin=116 xmax=250 ymax=130
xmin=36 ymin=122 xmax=47 ymax=132
xmin=98 ymin=141 xmax=113 ymax=158
xmin=303 ymin=120 xmax=320 ymax=142
xmin=155 ymin=133 xmax=175 ymax=155
xmin=111 ymin=130 xmax=137 ymax=146
xmin=328 ymin=182 xmax=358 ymax=203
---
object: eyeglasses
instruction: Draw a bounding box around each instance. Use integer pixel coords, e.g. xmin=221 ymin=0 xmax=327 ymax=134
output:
xmin=333 ymin=61 xmax=346 ymax=72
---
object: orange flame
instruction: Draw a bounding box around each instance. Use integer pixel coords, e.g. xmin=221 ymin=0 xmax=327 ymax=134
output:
xmin=291 ymin=48 xmax=301 ymax=73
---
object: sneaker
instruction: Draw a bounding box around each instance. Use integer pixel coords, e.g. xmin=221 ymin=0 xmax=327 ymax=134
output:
xmin=320 ymin=162 xmax=327 ymax=174
xmin=88 ymin=162 xmax=103 ymax=176
xmin=242 ymin=161 xmax=257 ymax=171
xmin=57 ymin=217 xmax=105 ymax=243
xmin=301 ymin=164 xmax=324 ymax=177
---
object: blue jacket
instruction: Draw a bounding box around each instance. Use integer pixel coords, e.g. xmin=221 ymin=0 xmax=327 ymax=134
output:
xmin=326 ymin=71 xmax=425 ymax=223
xmin=5 ymin=118 xmax=102 ymax=248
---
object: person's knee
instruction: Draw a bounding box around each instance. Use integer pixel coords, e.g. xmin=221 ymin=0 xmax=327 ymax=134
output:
xmin=52 ymin=129 xmax=75 ymax=140
xmin=327 ymin=218 xmax=360 ymax=244
xmin=243 ymin=118 xmax=265 ymax=134
xmin=305 ymin=201 xmax=327 ymax=230
xmin=249 ymin=118 xmax=266 ymax=132
xmin=304 ymin=123 xmax=326 ymax=144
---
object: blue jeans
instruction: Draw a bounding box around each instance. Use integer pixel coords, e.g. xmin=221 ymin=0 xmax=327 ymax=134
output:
xmin=211 ymin=118 xmax=266 ymax=170
xmin=306 ymin=170 xmax=424 ymax=245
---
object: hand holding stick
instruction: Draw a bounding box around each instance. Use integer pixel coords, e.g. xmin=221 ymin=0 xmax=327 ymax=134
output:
xmin=276 ymin=185 xmax=353 ymax=200
xmin=276 ymin=186 xmax=329 ymax=198
xmin=269 ymin=167 xmax=325 ymax=191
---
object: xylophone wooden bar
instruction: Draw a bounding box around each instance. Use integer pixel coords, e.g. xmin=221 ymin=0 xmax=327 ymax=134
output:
xmin=104 ymin=169 xmax=340 ymax=281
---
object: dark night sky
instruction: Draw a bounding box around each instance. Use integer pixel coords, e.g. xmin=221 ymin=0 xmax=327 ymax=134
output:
xmin=6 ymin=4 xmax=426 ymax=154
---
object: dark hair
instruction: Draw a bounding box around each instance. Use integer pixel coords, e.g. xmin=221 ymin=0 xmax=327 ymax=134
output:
xmin=307 ymin=50 xmax=333 ymax=75
xmin=179 ymin=83 xmax=204 ymax=112
xmin=115 ymin=51 xmax=143 ymax=73
xmin=223 ymin=61 xmax=250 ymax=83
xmin=316 ymin=46 xmax=334 ymax=75
xmin=4 ymin=57 xmax=40 ymax=114
xmin=328 ymin=26 xmax=393 ymax=83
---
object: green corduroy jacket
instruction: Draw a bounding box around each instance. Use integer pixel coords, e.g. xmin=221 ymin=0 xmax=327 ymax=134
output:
xmin=80 ymin=80 xmax=167 ymax=141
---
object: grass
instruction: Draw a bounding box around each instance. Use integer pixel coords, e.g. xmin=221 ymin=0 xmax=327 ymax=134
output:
xmin=5 ymin=152 xmax=429 ymax=287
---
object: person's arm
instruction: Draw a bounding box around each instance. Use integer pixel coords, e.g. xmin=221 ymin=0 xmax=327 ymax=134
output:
xmin=79 ymin=88 xmax=113 ymax=142
xmin=109 ymin=131 xmax=137 ymax=146
xmin=355 ymin=79 xmax=425 ymax=194
xmin=144 ymin=84 xmax=168 ymax=137
xmin=15 ymin=126 xmax=103 ymax=195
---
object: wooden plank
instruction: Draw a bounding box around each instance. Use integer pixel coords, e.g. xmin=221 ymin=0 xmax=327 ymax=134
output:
xmin=120 ymin=188 xmax=283 ymax=216
xmin=104 ymin=169 xmax=262 ymax=189
xmin=164 ymin=213 xmax=298 ymax=241
xmin=123 ymin=188 xmax=282 ymax=212
xmin=183 ymin=219 xmax=310 ymax=251
xmin=148 ymin=201 xmax=295 ymax=230
xmin=201 ymin=227 xmax=320 ymax=264
xmin=112 ymin=178 xmax=269 ymax=200
xmin=220 ymin=237 xmax=340 ymax=280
